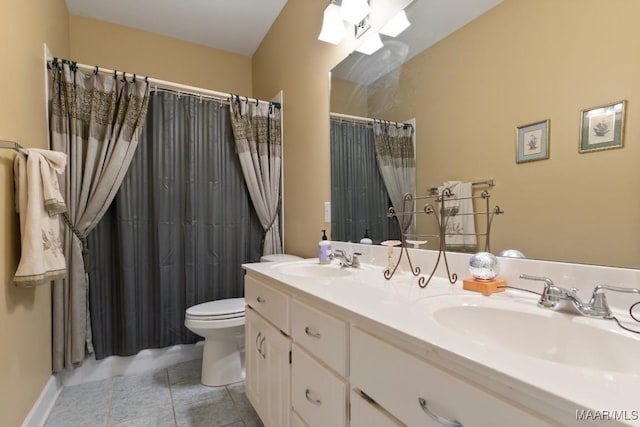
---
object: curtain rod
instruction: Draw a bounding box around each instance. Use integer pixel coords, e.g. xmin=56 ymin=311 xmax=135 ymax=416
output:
xmin=330 ymin=112 xmax=412 ymax=129
xmin=47 ymin=57 xmax=280 ymax=109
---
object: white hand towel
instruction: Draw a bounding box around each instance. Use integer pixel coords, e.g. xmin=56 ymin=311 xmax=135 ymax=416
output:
xmin=13 ymin=148 xmax=68 ymax=287
xmin=439 ymin=181 xmax=477 ymax=251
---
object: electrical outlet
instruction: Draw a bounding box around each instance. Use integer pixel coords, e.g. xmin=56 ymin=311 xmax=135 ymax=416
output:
xmin=324 ymin=201 xmax=331 ymax=223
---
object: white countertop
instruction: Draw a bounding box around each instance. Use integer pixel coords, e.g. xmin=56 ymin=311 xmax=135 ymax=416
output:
xmin=243 ymin=249 xmax=640 ymax=426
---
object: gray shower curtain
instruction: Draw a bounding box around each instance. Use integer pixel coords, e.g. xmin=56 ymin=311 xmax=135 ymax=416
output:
xmin=330 ymin=118 xmax=400 ymax=243
xmin=88 ymin=92 xmax=262 ymax=359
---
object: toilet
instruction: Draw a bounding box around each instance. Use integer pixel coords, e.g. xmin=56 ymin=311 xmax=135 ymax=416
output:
xmin=184 ymin=254 xmax=301 ymax=386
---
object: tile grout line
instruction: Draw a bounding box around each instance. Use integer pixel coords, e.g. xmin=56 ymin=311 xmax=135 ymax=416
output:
xmin=105 ymin=377 xmax=115 ymax=427
xmin=166 ymin=368 xmax=179 ymax=427
xmin=225 ymin=384 xmax=247 ymax=427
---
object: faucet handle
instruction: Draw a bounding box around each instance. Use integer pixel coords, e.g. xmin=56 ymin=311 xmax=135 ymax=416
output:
xmin=351 ymin=252 xmax=362 ymax=267
xmin=520 ymin=274 xmax=561 ymax=308
xmin=588 ymin=285 xmax=640 ymax=318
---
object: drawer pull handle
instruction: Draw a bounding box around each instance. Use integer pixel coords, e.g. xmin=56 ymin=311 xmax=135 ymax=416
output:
xmin=304 ymin=326 xmax=321 ymax=338
xmin=255 ymin=332 xmax=262 ymax=350
xmin=418 ymin=398 xmax=463 ymax=427
xmin=305 ymin=389 xmax=322 ymax=406
xmin=259 ymin=336 xmax=266 ymax=359
xmin=256 ymin=296 xmax=266 ymax=303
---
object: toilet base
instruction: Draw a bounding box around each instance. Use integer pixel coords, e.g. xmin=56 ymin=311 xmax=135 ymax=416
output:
xmin=201 ymin=336 xmax=244 ymax=386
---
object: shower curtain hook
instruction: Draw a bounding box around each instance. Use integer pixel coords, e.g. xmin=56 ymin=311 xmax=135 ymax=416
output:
xmin=94 ymin=65 xmax=99 ymax=75
xmin=133 ymin=74 xmax=137 ymax=82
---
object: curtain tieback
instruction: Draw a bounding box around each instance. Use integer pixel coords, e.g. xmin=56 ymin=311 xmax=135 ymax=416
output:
xmin=265 ymin=213 xmax=278 ymax=233
xmin=62 ymin=212 xmax=90 ymax=270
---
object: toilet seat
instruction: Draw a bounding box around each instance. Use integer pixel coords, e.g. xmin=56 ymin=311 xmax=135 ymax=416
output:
xmin=186 ymin=298 xmax=245 ymax=321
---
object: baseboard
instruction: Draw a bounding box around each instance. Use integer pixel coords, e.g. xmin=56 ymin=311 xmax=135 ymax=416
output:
xmin=24 ymin=342 xmax=203 ymax=426
xmin=21 ymin=375 xmax=62 ymax=427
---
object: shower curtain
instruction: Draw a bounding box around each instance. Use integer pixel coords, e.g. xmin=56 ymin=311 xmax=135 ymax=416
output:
xmin=330 ymin=118 xmax=400 ymax=243
xmin=88 ymin=92 xmax=262 ymax=359
xmin=49 ymin=61 xmax=150 ymax=371
xmin=229 ymin=97 xmax=282 ymax=255
xmin=373 ymin=121 xmax=416 ymax=236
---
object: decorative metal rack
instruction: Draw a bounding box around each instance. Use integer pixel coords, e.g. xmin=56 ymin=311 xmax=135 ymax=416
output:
xmin=384 ymin=184 xmax=503 ymax=288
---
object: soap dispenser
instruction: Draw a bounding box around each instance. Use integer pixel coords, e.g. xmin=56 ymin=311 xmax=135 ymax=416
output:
xmin=318 ymin=230 xmax=331 ymax=264
xmin=359 ymin=229 xmax=373 ymax=245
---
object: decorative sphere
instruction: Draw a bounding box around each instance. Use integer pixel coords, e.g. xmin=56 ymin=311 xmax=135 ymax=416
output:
xmin=469 ymin=252 xmax=499 ymax=280
xmin=498 ymin=249 xmax=526 ymax=258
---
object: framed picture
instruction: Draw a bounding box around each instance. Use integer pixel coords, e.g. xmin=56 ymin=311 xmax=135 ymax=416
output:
xmin=579 ymin=100 xmax=626 ymax=153
xmin=516 ymin=119 xmax=549 ymax=163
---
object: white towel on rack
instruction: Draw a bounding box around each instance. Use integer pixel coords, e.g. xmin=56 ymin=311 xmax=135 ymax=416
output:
xmin=13 ymin=148 xmax=68 ymax=287
xmin=438 ymin=181 xmax=477 ymax=251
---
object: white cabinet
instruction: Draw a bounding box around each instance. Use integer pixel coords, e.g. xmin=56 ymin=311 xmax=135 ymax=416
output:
xmin=291 ymin=343 xmax=347 ymax=427
xmin=350 ymin=327 xmax=553 ymax=427
xmin=290 ymin=298 xmax=349 ymax=427
xmin=244 ymin=269 xmax=555 ymax=427
xmin=245 ymin=277 xmax=291 ymax=427
xmin=291 ymin=298 xmax=348 ymax=376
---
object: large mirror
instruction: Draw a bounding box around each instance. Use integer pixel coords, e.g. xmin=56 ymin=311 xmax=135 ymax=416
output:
xmin=330 ymin=0 xmax=640 ymax=269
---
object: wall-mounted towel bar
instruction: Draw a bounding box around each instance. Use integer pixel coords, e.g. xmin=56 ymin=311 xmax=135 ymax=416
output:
xmin=427 ymin=178 xmax=496 ymax=195
xmin=0 ymin=139 xmax=25 ymax=152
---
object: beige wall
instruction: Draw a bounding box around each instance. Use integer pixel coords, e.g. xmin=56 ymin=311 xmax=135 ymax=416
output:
xmin=253 ymin=0 xmax=412 ymax=257
xmin=0 ymin=1 xmax=69 ymax=425
xmin=69 ymin=15 xmax=253 ymax=95
xmin=330 ymin=77 xmax=369 ymax=118
xmin=359 ymin=0 xmax=640 ymax=267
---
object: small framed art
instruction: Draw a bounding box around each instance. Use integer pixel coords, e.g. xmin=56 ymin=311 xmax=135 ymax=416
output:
xmin=579 ymin=100 xmax=626 ymax=153
xmin=516 ymin=119 xmax=549 ymax=163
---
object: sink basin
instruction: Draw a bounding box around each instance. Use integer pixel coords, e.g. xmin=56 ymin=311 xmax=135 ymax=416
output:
xmin=422 ymin=295 xmax=640 ymax=374
xmin=274 ymin=261 xmax=355 ymax=278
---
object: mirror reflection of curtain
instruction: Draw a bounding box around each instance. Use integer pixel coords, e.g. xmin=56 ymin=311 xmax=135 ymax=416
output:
xmin=49 ymin=61 xmax=150 ymax=371
xmin=373 ymin=122 xmax=416 ymax=236
xmin=88 ymin=92 xmax=262 ymax=359
xmin=330 ymin=118 xmax=400 ymax=243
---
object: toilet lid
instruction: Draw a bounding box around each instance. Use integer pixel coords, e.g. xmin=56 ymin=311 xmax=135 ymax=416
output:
xmin=186 ymin=298 xmax=245 ymax=320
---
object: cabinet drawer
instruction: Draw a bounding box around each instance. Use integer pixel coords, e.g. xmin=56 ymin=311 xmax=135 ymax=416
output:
xmin=291 ymin=298 xmax=347 ymax=376
xmin=350 ymin=390 xmax=402 ymax=427
xmin=292 ymin=344 xmax=347 ymax=427
xmin=351 ymin=327 xmax=552 ymax=427
xmin=245 ymin=275 xmax=290 ymax=334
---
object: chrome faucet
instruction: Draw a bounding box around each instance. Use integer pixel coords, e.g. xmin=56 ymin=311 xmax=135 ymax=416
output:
xmin=331 ymin=249 xmax=362 ymax=268
xmin=520 ymin=274 xmax=640 ymax=318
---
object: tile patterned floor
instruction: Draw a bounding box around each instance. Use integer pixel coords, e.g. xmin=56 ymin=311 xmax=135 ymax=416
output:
xmin=45 ymin=359 xmax=264 ymax=427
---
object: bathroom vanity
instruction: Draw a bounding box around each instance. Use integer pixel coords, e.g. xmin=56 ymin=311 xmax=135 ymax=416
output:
xmin=243 ymin=244 xmax=640 ymax=427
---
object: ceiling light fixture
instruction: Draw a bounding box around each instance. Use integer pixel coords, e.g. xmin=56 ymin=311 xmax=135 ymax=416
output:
xmin=318 ymin=0 xmax=347 ymax=45
xmin=355 ymin=32 xmax=383 ymax=55
xmin=379 ymin=10 xmax=411 ymax=37
xmin=341 ymin=0 xmax=370 ymax=24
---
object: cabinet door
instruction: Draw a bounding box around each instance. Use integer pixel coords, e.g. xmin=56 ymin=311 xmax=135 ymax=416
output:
xmin=245 ymin=307 xmax=265 ymax=415
xmin=245 ymin=307 xmax=291 ymax=427
xmin=262 ymin=318 xmax=291 ymax=427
